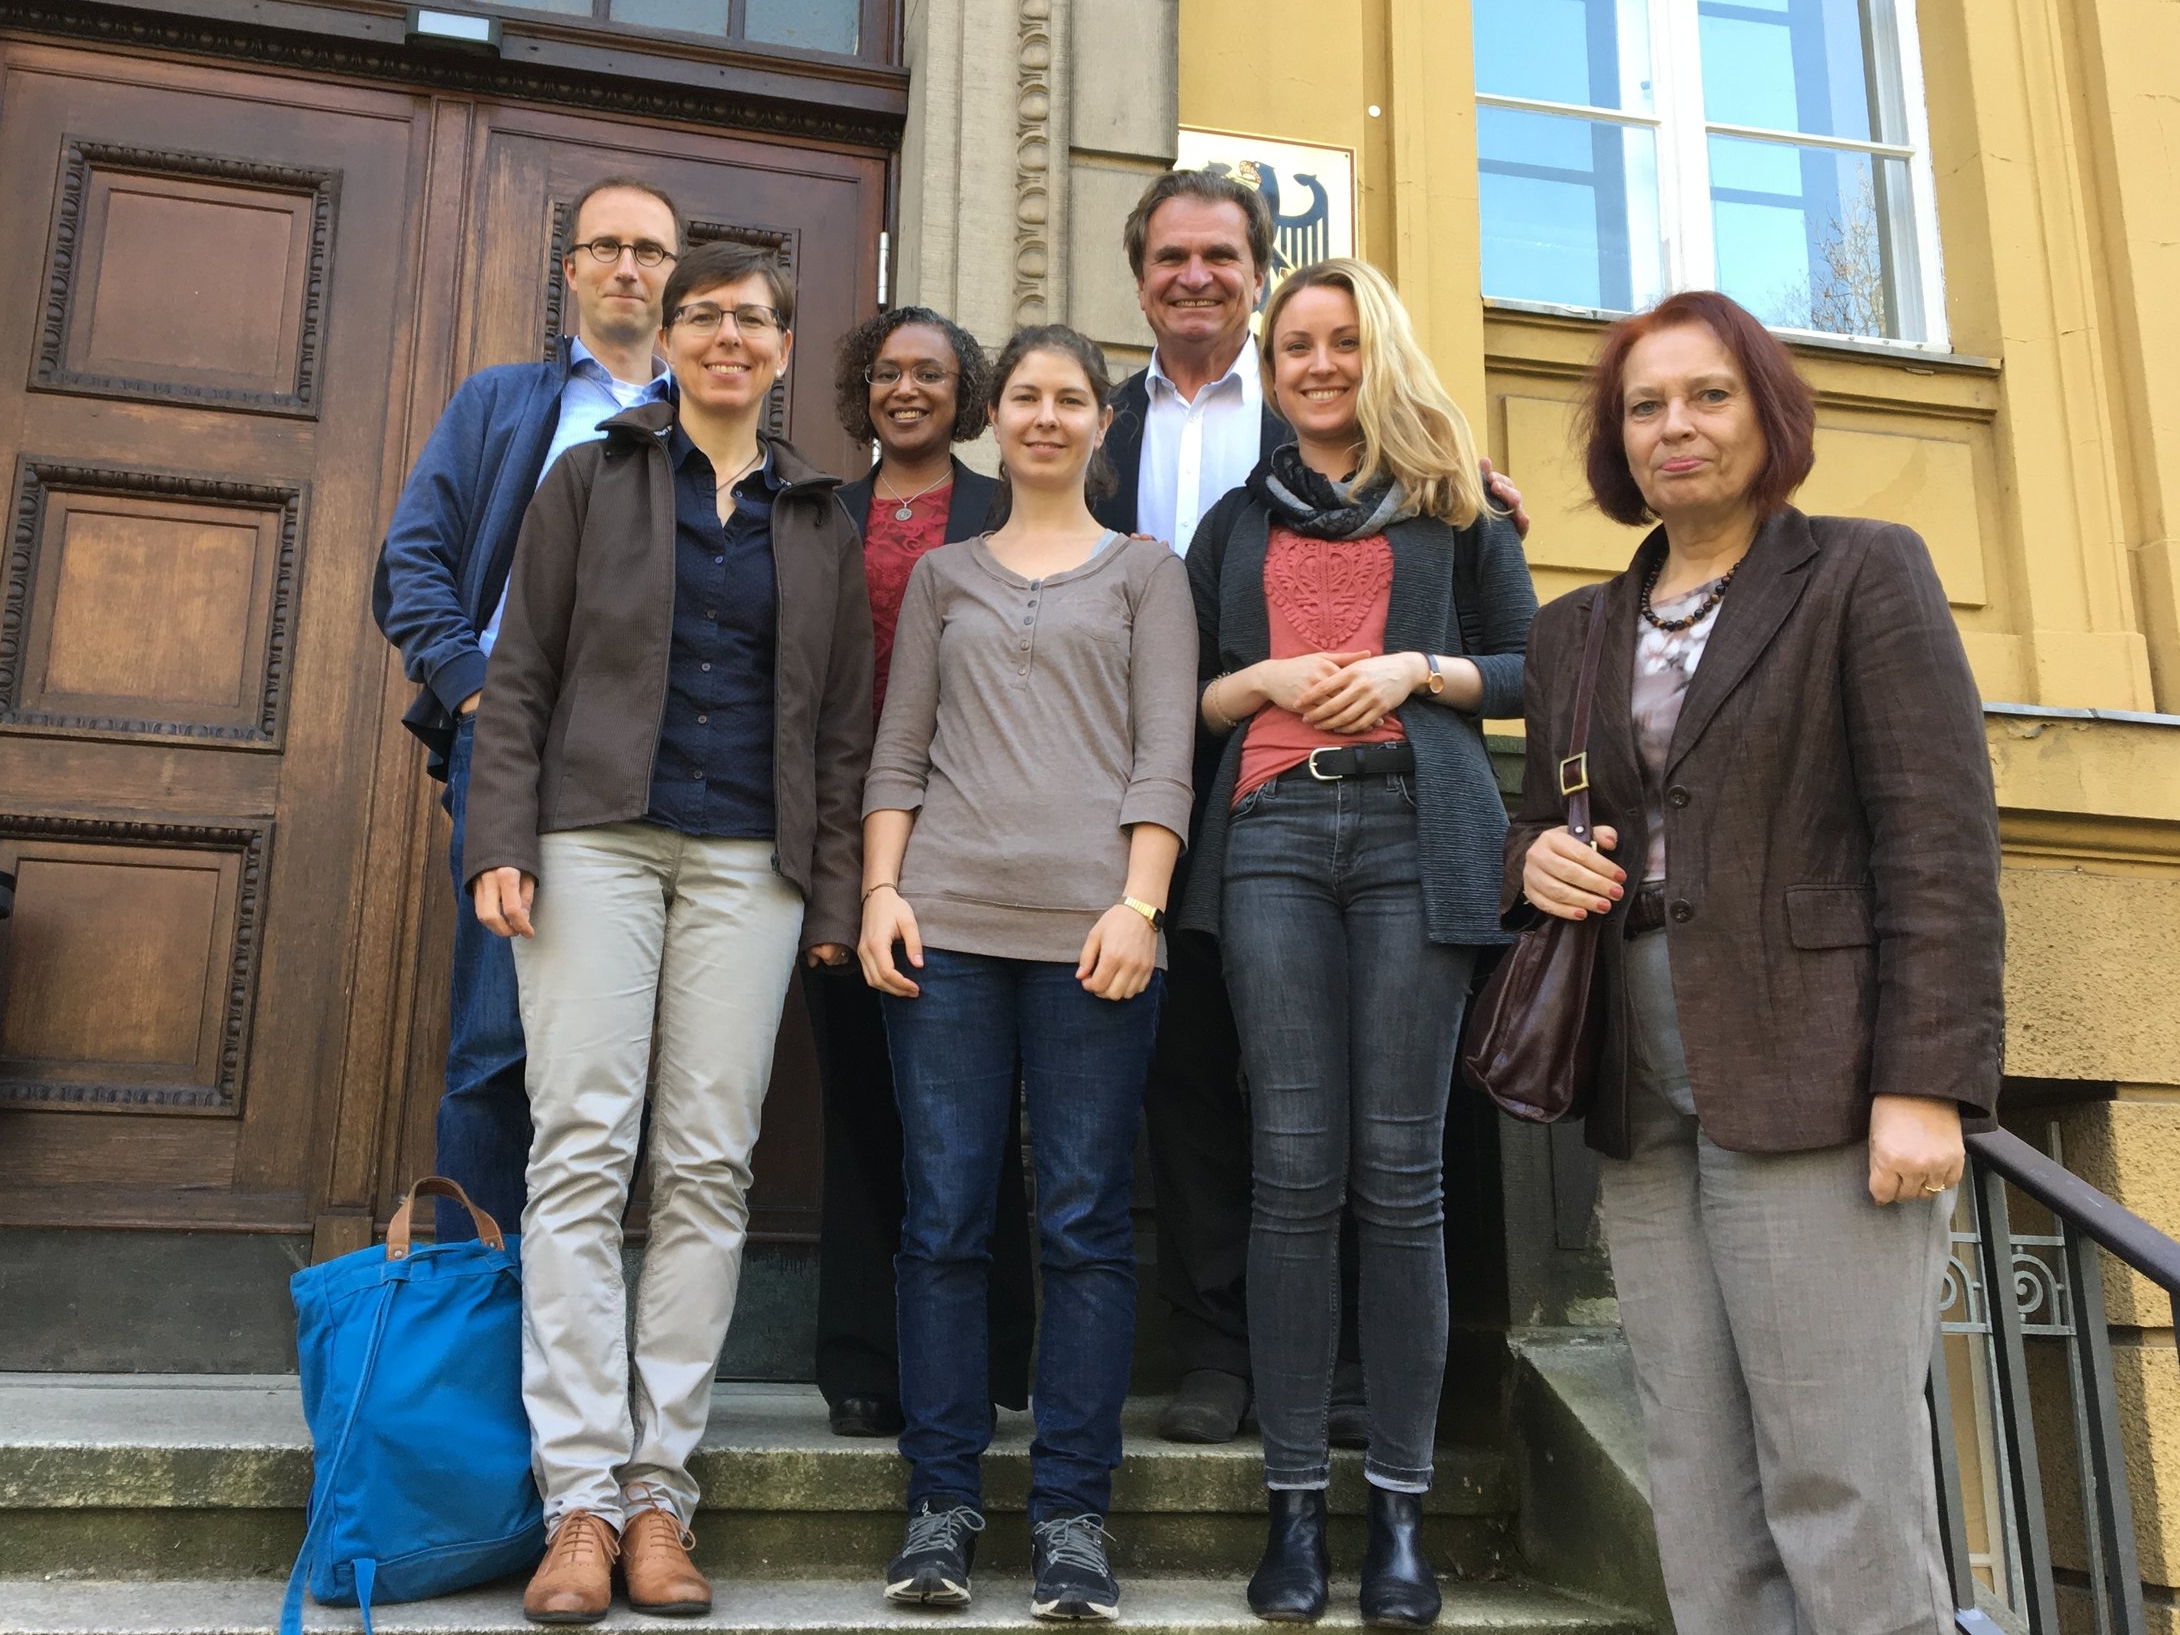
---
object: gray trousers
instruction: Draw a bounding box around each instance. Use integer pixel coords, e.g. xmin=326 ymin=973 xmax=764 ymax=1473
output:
xmin=1601 ymin=929 xmax=1954 ymax=1635
xmin=512 ymin=824 xmax=805 ymax=1529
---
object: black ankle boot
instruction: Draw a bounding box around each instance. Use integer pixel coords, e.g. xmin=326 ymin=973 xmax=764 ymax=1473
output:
xmin=1359 ymin=1487 xmax=1439 ymax=1628
xmin=1246 ymin=1488 xmax=1329 ymax=1622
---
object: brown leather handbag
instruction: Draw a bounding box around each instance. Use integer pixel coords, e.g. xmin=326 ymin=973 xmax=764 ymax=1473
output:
xmin=1461 ymin=592 xmax=1613 ymax=1123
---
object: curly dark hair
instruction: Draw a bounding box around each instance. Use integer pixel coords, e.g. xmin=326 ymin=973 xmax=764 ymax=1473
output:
xmin=832 ymin=307 xmax=991 ymax=446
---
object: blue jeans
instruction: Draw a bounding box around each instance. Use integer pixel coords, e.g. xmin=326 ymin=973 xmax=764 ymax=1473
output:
xmin=438 ymin=713 xmax=532 ymax=1243
xmin=884 ymin=949 xmax=1164 ymax=1522
xmin=1221 ymin=773 xmax=1474 ymax=1493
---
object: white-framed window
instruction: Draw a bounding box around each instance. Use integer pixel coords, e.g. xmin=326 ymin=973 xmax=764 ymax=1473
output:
xmin=1474 ymin=0 xmax=1948 ymax=349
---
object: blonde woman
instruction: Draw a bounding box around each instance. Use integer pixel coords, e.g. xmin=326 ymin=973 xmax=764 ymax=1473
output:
xmin=1183 ymin=259 xmax=1536 ymax=1627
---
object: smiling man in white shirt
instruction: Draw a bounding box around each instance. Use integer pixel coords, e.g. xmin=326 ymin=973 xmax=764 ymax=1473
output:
xmin=1097 ymin=169 xmax=1529 ymax=1447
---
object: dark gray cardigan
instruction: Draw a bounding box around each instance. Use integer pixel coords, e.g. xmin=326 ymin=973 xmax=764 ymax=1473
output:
xmin=1179 ymin=484 xmax=1538 ymax=946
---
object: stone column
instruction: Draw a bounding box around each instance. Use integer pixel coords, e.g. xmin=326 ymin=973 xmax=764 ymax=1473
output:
xmin=897 ymin=0 xmax=1177 ymax=379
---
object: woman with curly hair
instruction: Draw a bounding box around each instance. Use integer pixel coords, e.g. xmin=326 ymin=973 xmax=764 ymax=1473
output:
xmin=806 ymin=307 xmax=1034 ymax=1441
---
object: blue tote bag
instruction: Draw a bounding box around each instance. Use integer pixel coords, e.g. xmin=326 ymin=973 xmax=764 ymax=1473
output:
xmin=280 ymin=1177 xmax=545 ymax=1634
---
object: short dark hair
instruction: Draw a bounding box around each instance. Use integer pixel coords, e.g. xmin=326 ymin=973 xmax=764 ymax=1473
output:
xmin=566 ymin=176 xmax=683 ymax=255
xmin=986 ymin=325 xmax=1117 ymax=522
xmin=832 ymin=307 xmax=991 ymax=445
xmin=1577 ymin=289 xmax=1817 ymax=526
xmin=661 ymin=241 xmax=795 ymax=332
xmin=1122 ymin=169 xmax=1274 ymax=282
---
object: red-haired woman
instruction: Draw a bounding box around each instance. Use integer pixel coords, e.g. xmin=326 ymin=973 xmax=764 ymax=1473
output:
xmin=1503 ymin=290 xmax=2002 ymax=1633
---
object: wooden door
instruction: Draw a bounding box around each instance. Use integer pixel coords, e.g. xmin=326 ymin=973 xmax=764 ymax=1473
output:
xmin=0 ymin=43 xmax=886 ymax=1267
xmin=379 ymin=105 xmax=888 ymax=1247
xmin=0 ymin=43 xmax=431 ymax=1234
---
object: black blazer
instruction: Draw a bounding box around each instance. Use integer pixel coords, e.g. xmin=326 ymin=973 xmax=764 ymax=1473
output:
xmin=836 ymin=455 xmax=1000 ymax=544
xmin=1091 ymin=366 xmax=1289 ymax=536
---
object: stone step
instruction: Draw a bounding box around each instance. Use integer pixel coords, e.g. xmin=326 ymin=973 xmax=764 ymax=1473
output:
xmin=0 ymin=1379 xmax=1518 ymax=1580
xmin=0 ymin=1577 xmax=1648 ymax=1635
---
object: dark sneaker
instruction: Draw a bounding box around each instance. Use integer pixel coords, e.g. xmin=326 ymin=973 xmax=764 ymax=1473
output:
xmin=1030 ymin=1514 xmax=1119 ymax=1622
xmin=885 ymin=1500 xmax=985 ymax=1606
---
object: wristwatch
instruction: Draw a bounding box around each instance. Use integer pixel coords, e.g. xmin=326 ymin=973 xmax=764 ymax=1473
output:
xmin=1423 ymin=652 xmax=1446 ymax=695
xmin=1121 ymin=896 xmax=1166 ymax=931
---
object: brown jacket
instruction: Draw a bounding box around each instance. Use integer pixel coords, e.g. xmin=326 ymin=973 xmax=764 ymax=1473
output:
xmin=465 ymin=403 xmax=873 ymax=949
xmin=1503 ymin=508 xmax=2003 ymax=1159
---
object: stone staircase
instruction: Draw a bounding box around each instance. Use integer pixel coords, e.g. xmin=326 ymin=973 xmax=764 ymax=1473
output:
xmin=0 ymin=1375 xmax=1649 ymax=1635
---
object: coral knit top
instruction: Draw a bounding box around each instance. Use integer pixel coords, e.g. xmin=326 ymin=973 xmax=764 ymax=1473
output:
xmin=861 ymin=482 xmax=954 ymax=724
xmin=1234 ymin=526 xmax=1406 ymax=805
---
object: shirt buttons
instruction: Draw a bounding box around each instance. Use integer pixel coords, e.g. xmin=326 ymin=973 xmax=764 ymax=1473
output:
xmin=1020 ymin=640 xmax=1030 ymax=651
xmin=1023 ymin=616 xmax=1034 ymax=626
xmin=1669 ymin=899 xmax=1694 ymax=923
xmin=693 ymin=770 xmax=706 ymax=781
xmin=706 ymin=609 xmax=718 ymax=620
xmin=1668 ymin=785 xmax=1690 ymax=808
xmin=700 ymin=662 xmax=712 ymax=673
xmin=713 ymin=556 xmax=724 ymax=566
xmin=1017 ymin=666 xmax=1028 ymax=676
xmin=696 ymin=714 xmax=709 ymax=725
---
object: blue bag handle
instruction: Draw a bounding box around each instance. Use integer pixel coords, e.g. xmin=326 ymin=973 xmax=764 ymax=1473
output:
xmin=280 ymin=1278 xmax=398 ymax=1635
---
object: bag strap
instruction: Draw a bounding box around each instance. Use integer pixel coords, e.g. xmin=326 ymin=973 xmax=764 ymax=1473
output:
xmin=278 ymin=1282 xmax=399 ymax=1635
xmin=1560 ymin=588 xmax=1613 ymax=846
xmin=386 ymin=1175 xmax=506 ymax=1258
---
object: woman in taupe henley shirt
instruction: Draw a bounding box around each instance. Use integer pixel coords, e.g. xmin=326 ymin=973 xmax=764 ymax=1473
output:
xmin=856 ymin=325 xmax=1196 ymax=1622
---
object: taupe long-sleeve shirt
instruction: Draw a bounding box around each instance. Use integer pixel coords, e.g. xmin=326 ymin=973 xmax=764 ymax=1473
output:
xmin=864 ymin=530 xmax=1198 ymax=966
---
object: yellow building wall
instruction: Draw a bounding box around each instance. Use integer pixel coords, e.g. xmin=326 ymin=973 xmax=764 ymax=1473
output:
xmin=1184 ymin=0 xmax=2180 ymax=1612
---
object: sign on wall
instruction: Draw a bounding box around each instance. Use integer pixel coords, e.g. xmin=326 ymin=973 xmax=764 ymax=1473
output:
xmin=1174 ymin=127 xmax=1358 ymax=302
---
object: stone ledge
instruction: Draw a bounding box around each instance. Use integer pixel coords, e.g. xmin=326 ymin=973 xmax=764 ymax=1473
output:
xmin=0 ymin=1576 xmax=1646 ymax=1635
xmin=0 ymin=1379 xmax=1514 ymax=1519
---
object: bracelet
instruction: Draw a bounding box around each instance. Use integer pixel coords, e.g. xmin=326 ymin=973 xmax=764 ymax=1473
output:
xmin=1205 ymin=672 xmax=1239 ymax=733
xmin=861 ymin=881 xmax=899 ymax=904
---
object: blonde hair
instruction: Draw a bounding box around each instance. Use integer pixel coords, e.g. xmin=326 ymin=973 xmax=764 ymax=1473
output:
xmin=1259 ymin=258 xmax=1489 ymax=528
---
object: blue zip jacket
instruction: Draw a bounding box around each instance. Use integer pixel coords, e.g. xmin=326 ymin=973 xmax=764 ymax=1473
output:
xmin=372 ymin=340 xmax=574 ymax=779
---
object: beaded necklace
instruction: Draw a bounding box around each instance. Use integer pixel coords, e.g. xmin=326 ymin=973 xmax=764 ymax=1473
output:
xmin=1640 ymin=559 xmax=1736 ymax=632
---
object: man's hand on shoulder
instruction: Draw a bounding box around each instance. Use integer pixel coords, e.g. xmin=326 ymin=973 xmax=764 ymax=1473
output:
xmin=1480 ymin=458 xmax=1530 ymax=539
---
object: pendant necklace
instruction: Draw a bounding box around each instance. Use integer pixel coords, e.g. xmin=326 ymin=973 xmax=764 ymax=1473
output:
xmin=879 ymin=470 xmax=949 ymax=521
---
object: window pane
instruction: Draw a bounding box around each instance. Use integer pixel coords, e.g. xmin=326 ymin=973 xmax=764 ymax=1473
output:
xmin=1479 ymin=106 xmax=1664 ymax=313
xmin=610 ymin=0 xmax=727 ymax=32
xmin=1475 ymin=0 xmax=1653 ymax=114
xmin=1699 ymin=0 xmax=1904 ymax=143
xmin=496 ymin=0 xmax=594 ymax=13
xmin=1709 ymin=136 xmax=1924 ymax=339
xmin=745 ymin=0 xmax=859 ymax=54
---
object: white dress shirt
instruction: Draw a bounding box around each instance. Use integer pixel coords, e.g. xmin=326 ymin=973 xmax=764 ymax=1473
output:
xmin=1136 ymin=336 xmax=1265 ymax=557
xmin=479 ymin=337 xmax=671 ymax=654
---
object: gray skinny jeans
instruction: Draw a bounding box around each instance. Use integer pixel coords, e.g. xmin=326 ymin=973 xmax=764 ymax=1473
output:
xmin=1221 ymin=772 xmax=1475 ymax=1492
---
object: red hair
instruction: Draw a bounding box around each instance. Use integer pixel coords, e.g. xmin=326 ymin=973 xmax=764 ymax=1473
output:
xmin=1576 ymin=290 xmax=1816 ymax=527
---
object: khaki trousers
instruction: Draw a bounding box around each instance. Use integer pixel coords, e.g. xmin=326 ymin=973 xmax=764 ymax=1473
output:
xmin=1601 ymin=929 xmax=1954 ymax=1635
xmin=511 ymin=823 xmax=804 ymax=1527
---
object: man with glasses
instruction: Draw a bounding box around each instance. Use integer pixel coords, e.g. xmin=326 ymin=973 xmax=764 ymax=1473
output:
xmin=373 ymin=176 xmax=681 ymax=1243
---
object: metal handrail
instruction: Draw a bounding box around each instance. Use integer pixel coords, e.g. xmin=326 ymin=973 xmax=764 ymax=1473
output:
xmin=1933 ymin=1128 xmax=2180 ymax=1635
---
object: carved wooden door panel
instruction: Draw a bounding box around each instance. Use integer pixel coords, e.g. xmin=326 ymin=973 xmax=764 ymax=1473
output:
xmin=378 ymin=105 xmax=888 ymax=1247
xmin=0 ymin=44 xmax=426 ymax=1231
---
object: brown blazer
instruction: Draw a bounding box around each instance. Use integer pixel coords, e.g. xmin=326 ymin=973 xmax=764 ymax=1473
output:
xmin=1502 ymin=508 xmax=2003 ymax=1159
xmin=464 ymin=403 xmax=874 ymax=951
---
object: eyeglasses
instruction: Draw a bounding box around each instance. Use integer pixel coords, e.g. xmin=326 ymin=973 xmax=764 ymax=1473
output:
xmin=865 ymin=364 xmax=958 ymax=389
xmin=571 ymin=236 xmax=678 ymax=268
xmin=671 ymin=302 xmax=784 ymax=338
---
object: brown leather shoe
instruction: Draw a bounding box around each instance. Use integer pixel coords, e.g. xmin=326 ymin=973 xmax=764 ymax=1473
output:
xmin=622 ymin=1506 xmax=712 ymax=1616
xmin=524 ymin=1511 xmax=619 ymax=1624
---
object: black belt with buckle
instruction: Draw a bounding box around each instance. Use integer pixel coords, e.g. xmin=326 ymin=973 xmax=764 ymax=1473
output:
xmin=1624 ymin=885 xmax=1667 ymax=937
xmin=1277 ymin=741 xmax=1418 ymax=784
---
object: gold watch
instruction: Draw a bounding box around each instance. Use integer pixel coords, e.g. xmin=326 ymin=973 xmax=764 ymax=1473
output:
xmin=1424 ymin=653 xmax=1446 ymax=695
xmin=1121 ymin=896 xmax=1166 ymax=931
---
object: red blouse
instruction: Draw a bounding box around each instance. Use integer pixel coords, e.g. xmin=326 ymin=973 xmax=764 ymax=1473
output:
xmin=1234 ymin=526 xmax=1406 ymax=804
xmin=862 ymin=482 xmax=954 ymax=722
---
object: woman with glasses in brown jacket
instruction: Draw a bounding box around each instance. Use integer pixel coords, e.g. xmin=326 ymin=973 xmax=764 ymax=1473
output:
xmin=1506 ymin=289 xmax=2003 ymax=1634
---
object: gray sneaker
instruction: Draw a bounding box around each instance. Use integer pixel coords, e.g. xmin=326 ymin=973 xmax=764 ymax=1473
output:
xmin=885 ymin=1500 xmax=985 ymax=1606
xmin=1030 ymin=1514 xmax=1119 ymax=1622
